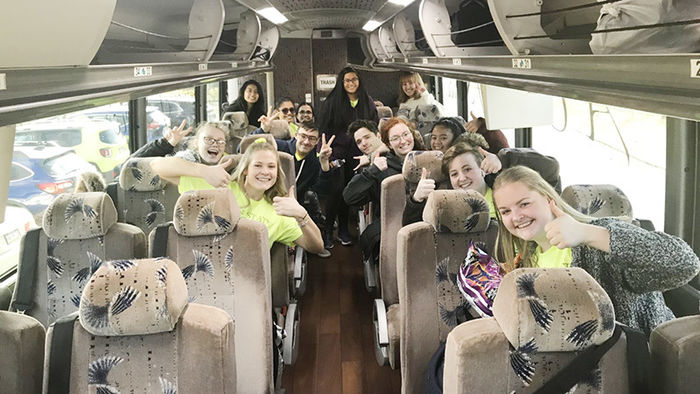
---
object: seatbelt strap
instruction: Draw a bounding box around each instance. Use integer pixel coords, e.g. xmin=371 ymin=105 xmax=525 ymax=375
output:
xmin=535 ymin=324 xmax=622 ymax=394
xmin=10 ymin=228 xmax=41 ymax=313
xmin=48 ymin=312 xmax=78 ymax=394
xmin=152 ymin=222 xmax=171 ymax=258
xmin=620 ymin=325 xmax=651 ymax=394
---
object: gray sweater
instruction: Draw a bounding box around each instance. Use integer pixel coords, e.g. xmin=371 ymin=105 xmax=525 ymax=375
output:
xmin=572 ymin=218 xmax=700 ymax=336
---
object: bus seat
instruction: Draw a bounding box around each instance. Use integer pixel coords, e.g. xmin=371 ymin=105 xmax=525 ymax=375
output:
xmin=240 ymin=133 xmax=277 ymax=153
xmin=10 ymin=192 xmax=146 ymax=327
xmin=215 ymin=119 xmax=242 ymax=154
xmin=42 ymin=257 xmax=237 ymax=393
xmin=498 ymin=147 xmax=562 ymax=194
xmin=562 ymin=184 xmax=634 ymax=218
xmin=148 ymin=188 xmax=273 ymax=392
xmin=397 ymin=189 xmax=497 ymax=392
xmin=0 ymin=311 xmax=44 ymax=394
xmin=650 ymin=315 xmax=700 ymax=394
xmin=377 ymin=105 xmax=393 ymax=118
xmin=222 ymin=111 xmax=257 ymax=137
xmin=116 ymin=157 xmax=179 ymax=239
xmin=412 ymin=104 xmax=442 ymax=135
xmin=444 ymin=267 xmax=630 ymax=394
xmin=269 ymin=119 xmax=291 ymax=140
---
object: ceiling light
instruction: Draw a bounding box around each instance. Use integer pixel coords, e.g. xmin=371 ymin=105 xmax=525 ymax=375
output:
xmin=388 ymin=0 xmax=415 ymax=5
xmin=363 ymin=20 xmax=381 ymax=31
xmin=257 ymin=7 xmax=288 ymax=25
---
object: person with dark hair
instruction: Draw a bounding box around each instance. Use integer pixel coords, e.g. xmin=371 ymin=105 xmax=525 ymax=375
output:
xmin=296 ymin=102 xmax=314 ymax=123
xmin=257 ymin=96 xmax=299 ymax=137
xmin=348 ymin=119 xmax=386 ymax=171
xmin=317 ymin=67 xmax=379 ymax=248
xmin=223 ymin=79 xmax=266 ymax=128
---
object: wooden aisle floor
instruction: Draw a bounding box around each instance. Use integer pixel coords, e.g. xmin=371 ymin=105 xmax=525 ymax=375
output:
xmin=281 ymin=241 xmax=401 ymax=394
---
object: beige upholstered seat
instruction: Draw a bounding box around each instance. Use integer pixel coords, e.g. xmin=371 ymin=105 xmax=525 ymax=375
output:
xmin=148 ymin=188 xmax=273 ymax=392
xmin=11 ymin=192 xmax=146 ymax=326
xmin=413 ymin=104 xmax=442 ymax=134
xmin=240 ymin=133 xmax=278 ymax=153
xmin=373 ymin=150 xmax=448 ymax=368
xmin=396 ymin=189 xmax=498 ymax=392
xmin=0 ymin=311 xmax=45 ymax=394
xmin=269 ymin=119 xmax=291 ymax=140
xmin=562 ymin=184 xmax=633 ymax=218
xmin=377 ymin=105 xmax=393 ymax=118
xmin=499 ymin=148 xmax=562 ymax=193
xmin=115 ymin=157 xmax=179 ymax=239
xmin=444 ymin=268 xmax=630 ymax=394
xmin=222 ymin=111 xmax=257 ymax=136
xmin=650 ymin=315 xmax=700 ymax=394
xmin=42 ymin=257 xmax=237 ymax=393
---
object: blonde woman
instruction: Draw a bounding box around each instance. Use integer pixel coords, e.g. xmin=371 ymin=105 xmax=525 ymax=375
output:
xmin=492 ymin=165 xmax=699 ymax=335
xmin=397 ymin=72 xmax=445 ymax=114
xmin=151 ymin=139 xmax=324 ymax=253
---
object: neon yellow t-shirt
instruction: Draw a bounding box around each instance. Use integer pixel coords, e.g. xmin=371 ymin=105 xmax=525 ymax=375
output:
xmin=178 ymin=177 xmax=302 ymax=247
xmin=289 ymin=122 xmax=299 ymax=137
xmin=534 ymin=245 xmax=572 ymax=268
xmin=484 ymin=187 xmax=497 ymax=219
xmin=350 ymin=99 xmax=358 ymax=108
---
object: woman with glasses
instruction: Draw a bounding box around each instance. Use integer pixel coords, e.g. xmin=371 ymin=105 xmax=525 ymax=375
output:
xmin=296 ymin=102 xmax=314 ymax=123
xmin=317 ymin=67 xmax=379 ymax=248
xmin=223 ymin=79 xmax=266 ymax=127
xmin=257 ymin=97 xmax=299 ymax=137
xmin=131 ymin=121 xmax=227 ymax=166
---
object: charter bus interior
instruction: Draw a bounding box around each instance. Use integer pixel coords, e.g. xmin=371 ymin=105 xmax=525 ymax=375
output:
xmin=1 ymin=0 xmax=699 ymax=393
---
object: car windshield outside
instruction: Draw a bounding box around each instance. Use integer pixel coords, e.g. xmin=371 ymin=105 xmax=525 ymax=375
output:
xmin=99 ymin=127 xmax=121 ymax=144
xmin=15 ymin=129 xmax=82 ymax=147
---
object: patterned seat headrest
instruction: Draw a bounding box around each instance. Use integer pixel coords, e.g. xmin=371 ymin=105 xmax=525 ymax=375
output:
xmin=402 ymin=150 xmax=446 ymax=184
xmin=493 ymin=267 xmax=615 ymax=352
xmin=219 ymin=153 xmax=242 ymax=173
xmin=269 ymin=120 xmax=291 ymax=140
xmin=221 ymin=111 xmax=249 ymax=134
xmin=562 ymin=184 xmax=633 ymax=218
xmin=240 ymin=134 xmax=277 ymax=153
xmin=377 ymin=106 xmax=393 ymax=118
xmin=413 ymin=104 xmax=441 ymax=134
xmin=119 ymin=158 xmax=166 ymax=191
xmin=43 ymin=192 xmax=117 ymax=240
xmin=423 ymin=190 xmax=491 ymax=233
xmin=498 ymin=148 xmax=561 ymax=193
xmin=78 ymin=257 xmax=188 ymax=336
xmin=173 ymin=188 xmax=241 ymax=236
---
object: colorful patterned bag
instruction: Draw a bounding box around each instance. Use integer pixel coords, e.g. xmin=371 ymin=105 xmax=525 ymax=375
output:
xmin=457 ymin=241 xmax=504 ymax=318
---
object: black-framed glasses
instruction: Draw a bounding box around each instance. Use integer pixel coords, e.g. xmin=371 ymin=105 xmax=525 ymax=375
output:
xmin=296 ymin=133 xmax=319 ymax=143
xmin=344 ymin=77 xmax=359 ymax=83
xmin=298 ymin=110 xmax=313 ymax=115
xmin=280 ymin=108 xmax=295 ymax=114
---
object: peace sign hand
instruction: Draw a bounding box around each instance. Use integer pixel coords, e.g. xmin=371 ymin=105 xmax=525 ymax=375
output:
xmin=165 ymin=119 xmax=193 ymax=147
xmin=544 ymin=200 xmax=587 ymax=249
xmin=319 ymin=133 xmax=335 ymax=161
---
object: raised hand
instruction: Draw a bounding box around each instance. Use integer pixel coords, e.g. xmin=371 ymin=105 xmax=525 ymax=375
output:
xmin=319 ymin=133 xmax=334 ymax=161
xmin=466 ymin=111 xmax=483 ymax=133
xmin=202 ymin=157 xmax=233 ymax=188
xmin=353 ymin=154 xmax=370 ymax=171
xmin=258 ymin=106 xmax=278 ymax=132
xmin=544 ymin=200 xmax=587 ymax=249
xmin=478 ymin=146 xmax=501 ymax=174
xmin=413 ymin=167 xmax=436 ymax=202
xmin=373 ymin=154 xmax=388 ymax=171
xmin=272 ymin=185 xmax=307 ymax=219
xmin=164 ymin=119 xmax=193 ymax=147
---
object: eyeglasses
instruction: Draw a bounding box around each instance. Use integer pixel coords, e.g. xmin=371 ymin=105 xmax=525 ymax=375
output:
xmin=344 ymin=77 xmax=359 ymax=84
xmin=296 ymin=133 xmax=319 ymax=143
xmin=389 ymin=131 xmax=413 ymax=144
xmin=280 ymin=108 xmax=295 ymax=114
xmin=298 ymin=110 xmax=312 ymax=115
xmin=202 ymin=136 xmax=226 ymax=147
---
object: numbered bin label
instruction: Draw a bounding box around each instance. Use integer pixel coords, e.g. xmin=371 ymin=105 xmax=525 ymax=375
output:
xmin=692 ymin=59 xmax=700 ymax=78
xmin=512 ymin=58 xmax=532 ymax=69
xmin=133 ymin=66 xmax=152 ymax=77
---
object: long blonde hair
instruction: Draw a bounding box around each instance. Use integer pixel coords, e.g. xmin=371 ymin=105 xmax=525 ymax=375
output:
xmin=398 ymin=72 xmax=425 ymax=104
xmin=232 ymin=140 xmax=287 ymax=204
xmin=493 ymin=166 xmax=594 ymax=271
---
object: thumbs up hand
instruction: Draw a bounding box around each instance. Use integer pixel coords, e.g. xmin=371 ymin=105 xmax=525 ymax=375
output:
xmin=544 ymin=200 xmax=586 ymax=249
xmin=413 ymin=167 xmax=436 ymax=203
xmin=202 ymin=157 xmax=233 ymax=188
xmin=478 ymin=147 xmax=502 ymax=174
xmin=273 ymin=185 xmax=307 ymax=219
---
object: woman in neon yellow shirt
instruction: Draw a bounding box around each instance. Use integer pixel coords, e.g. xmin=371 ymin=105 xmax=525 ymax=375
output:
xmin=151 ymin=140 xmax=325 ymax=254
xmin=492 ymin=165 xmax=699 ymax=335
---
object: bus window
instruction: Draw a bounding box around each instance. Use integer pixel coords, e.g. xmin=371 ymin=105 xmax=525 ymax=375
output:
xmin=467 ymin=82 xmax=516 ymax=147
xmin=532 ymin=99 xmax=666 ymax=229
xmin=147 ymin=88 xmax=196 ymax=130
xmin=207 ymin=82 xmax=220 ymax=121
